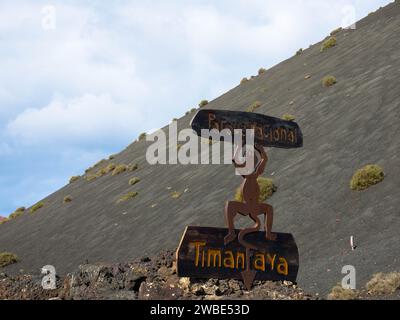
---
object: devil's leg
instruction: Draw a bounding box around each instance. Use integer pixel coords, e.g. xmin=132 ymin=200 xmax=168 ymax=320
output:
xmin=224 ymin=201 xmax=248 ymax=245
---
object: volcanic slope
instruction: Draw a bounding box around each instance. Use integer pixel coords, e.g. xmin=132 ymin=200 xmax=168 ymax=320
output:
xmin=1 ymin=2 xmax=399 ymax=295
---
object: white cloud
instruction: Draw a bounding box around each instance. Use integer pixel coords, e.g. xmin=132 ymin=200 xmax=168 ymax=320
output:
xmin=6 ymin=93 xmax=144 ymax=145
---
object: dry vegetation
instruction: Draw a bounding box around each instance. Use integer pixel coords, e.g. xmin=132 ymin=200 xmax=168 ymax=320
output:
xmin=117 ymin=192 xmax=138 ymax=204
xmin=171 ymin=191 xmax=182 ymax=199
xmin=0 ymin=252 xmax=18 ymax=268
xmin=199 ymin=100 xmax=209 ymax=108
xmin=30 ymin=202 xmax=44 ymax=214
xmin=366 ymin=272 xmax=400 ymax=295
xmin=350 ymin=164 xmax=385 ymax=191
xmin=322 ymin=75 xmax=337 ymax=87
xmin=63 ymin=195 xmax=72 ymax=203
xmin=258 ymin=68 xmax=267 ymax=75
xmin=69 ymin=176 xmax=80 ymax=183
xmin=246 ymin=101 xmax=262 ymax=113
xmin=235 ymin=177 xmax=277 ymax=203
xmin=327 ymin=285 xmax=359 ymax=300
xmin=282 ymin=114 xmax=296 ymax=121
xmin=321 ymin=36 xmax=337 ymax=52
xmin=112 ymin=164 xmax=128 ymax=176
xmin=129 ymin=177 xmax=140 ymax=186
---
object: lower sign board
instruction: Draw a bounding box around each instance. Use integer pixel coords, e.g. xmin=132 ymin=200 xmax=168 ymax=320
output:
xmin=190 ymin=109 xmax=303 ymax=149
xmin=176 ymin=226 xmax=299 ymax=283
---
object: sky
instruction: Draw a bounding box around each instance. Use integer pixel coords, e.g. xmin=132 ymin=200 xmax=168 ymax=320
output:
xmin=0 ymin=0 xmax=393 ymax=216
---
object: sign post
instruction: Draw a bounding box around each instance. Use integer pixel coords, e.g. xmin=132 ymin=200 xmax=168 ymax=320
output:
xmin=177 ymin=109 xmax=303 ymax=289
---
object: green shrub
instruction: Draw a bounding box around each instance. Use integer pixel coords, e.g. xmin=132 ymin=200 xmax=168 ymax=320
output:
xmin=240 ymin=77 xmax=249 ymax=85
xmin=199 ymin=100 xmax=209 ymax=108
xmin=171 ymin=191 xmax=182 ymax=199
xmin=235 ymin=177 xmax=277 ymax=203
xmin=258 ymin=68 xmax=267 ymax=75
xmin=350 ymin=164 xmax=384 ymax=191
xmin=63 ymin=195 xmax=72 ymax=203
xmin=366 ymin=272 xmax=400 ymax=295
xmin=138 ymin=133 xmax=147 ymax=141
xmin=129 ymin=177 xmax=140 ymax=186
xmin=94 ymin=163 xmax=116 ymax=178
xmin=246 ymin=101 xmax=262 ymax=113
xmin=9 ymin=207 xmax=25 ymax=220
xmin=69 ymin=176 xmax=80 ymax=183
xmin=321 ymin=37 xmax=337 ymax=52
xmin=322 ymin=75 xmax=337 ymax=87
xmin=327 ymin=285 xmax=359 ymax=300
xmin=86 ymin=174 xmax=97 ymax=182
xmin=0 ymin=252 xmax=18 ymax=268
xmin=296 ymin=48 xmax=303 ymax=56
xmin=128 ymin=163 xmax=138 ymax=172
xmin=117 ymin=192 xmax=138 ymax=204
xmin=282 ymin=114 xmax=296 ymax=121
xmin=30 ymin=202 xmax=44 ymax=214
xmin=112 ymin=164 xmax=128 ymax=176
xmin=109 ymin=154 xmax=116 ymax=160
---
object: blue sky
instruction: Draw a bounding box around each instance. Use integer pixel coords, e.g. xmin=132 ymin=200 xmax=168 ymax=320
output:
xmin=0 ymin=0 xmax=393 ymax=216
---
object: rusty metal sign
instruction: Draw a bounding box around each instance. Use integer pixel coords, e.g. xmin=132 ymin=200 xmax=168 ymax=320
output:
xmin=190 ymin=109 xmax=303 ymax=149
xmin=176 ymin=110 xmax=302 ymax=289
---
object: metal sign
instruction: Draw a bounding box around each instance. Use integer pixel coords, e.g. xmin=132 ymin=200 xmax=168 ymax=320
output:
xmin=176 ymin=109 xmax=302 ymax=289
xmin=190 ymin=109 xmax=303 ymax=149
xmin=176 ymin=227 xmax=299 ymax=285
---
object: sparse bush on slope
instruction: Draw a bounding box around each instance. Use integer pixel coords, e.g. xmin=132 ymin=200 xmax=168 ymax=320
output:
xmin=0 ymin=252 xmax=18 ymax=267
xmin=63 ymin=196 xmax=72 ymax=203
xmin=117 ymin=192 xmax=138 ymax=204
xmin=322 ymin=75 xmax=337 ymax=87
xmin=350 ymin=164 xmax=385 ymax=191
xmin=69 ymin=176 xmax=80 ymax=183
xmin=258 ymin=68 xmax=267 ymax=75
xmin=9 ymin=207 xmax=25 ymax=220
xmin=235 ymin=177 xmax=277 ymax=203
xmin=171 ymin=191 xmax=182 ymax=199
xmin=112 ymin=164 xmax=128 ymax=176
xmin=30 ymin=202 xmax=44 ymax=214
xmin=199 ymin=100 xmax=209 ymax=108
xmin=321 ymin=37 xmax=337 ymax=52
xmin=327 ymin=285 xmax=359 ymax=300
xmin=366 ymin=272 xmax=400 ymax=295
xmin=129 ymin=177 xmax=140 ymax=186
xmin=128 ymin=163 xmax=138 ymax=172
xmin=246 ymin=101 xmax=262 ymax=113
xmin=138 ymin=133 xmax=147 ymax=141
xmin=282 ymin=114 xmax=296 ymax=121
xmin=240 ymin=77 xmax=249 ymax=85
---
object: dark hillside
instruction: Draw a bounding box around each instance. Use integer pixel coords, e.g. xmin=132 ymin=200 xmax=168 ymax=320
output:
xmin=1 ymin=2 xmax=399 ymax=295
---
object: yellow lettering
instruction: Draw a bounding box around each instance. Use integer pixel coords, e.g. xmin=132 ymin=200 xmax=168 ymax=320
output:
xmin=236 ymin=252 xmax=245 ymax=270
xmin=207 ymin=249 xmax=222 ymax=267
xmin=288 ymin=131 xmax=295 ymax=144
xmin=223 ymin=251 xmax=235 ymax=269
xmin=266 ymin=254 xmax=276 ymax=271
xmin=190 ymin=241 xmax=206 ymax=267
xmin=254 ymin=254 xmax=266 ymax=272
xmin=273 ymin=129 xmax=280 ymax=141
xmin=277 ymin=257 xmax=289 ymax=276
xmin=279 ymin=128 xmax=287 ymax=141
